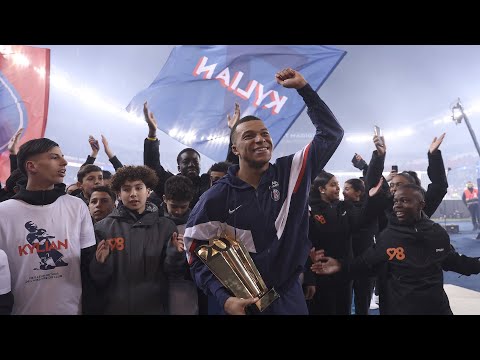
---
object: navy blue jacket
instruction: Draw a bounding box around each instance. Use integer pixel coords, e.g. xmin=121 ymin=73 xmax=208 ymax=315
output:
xmin=184 ymin=84 xmax=344 ymax=314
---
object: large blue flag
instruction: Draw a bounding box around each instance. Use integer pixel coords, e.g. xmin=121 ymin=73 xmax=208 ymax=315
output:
xmin=126 ymin=45 xmax=346 ymax=162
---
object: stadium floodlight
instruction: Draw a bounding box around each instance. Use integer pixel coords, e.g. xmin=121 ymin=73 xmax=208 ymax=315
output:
xmin=452 ymin=99 xmax=464 ymax=124
xmin=452 ymin=98 xmax=480 ymax=158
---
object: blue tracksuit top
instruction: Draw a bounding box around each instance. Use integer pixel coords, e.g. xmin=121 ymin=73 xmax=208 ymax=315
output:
xmin=184 ymin=84 xmax=344 ymax=314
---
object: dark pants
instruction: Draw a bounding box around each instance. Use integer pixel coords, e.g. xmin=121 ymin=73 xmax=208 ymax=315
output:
xmin=308 ymin=280 xmax=353 ymax=315
xmin=353 ymin=277 xmax=375 ymax=315
xmin=468 ymin=203 xmax=480 ymax=228
xmin=197 ymin=288 xmax=209 ymax=315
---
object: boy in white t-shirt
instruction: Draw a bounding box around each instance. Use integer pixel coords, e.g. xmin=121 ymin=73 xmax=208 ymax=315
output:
xmin=0 ymin=138 xmax=96 ymax=314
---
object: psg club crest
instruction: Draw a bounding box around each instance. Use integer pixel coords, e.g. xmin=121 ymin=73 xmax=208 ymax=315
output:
xmin=271 ymin=189 xmax=280 ymax=201
xmin=270 ymin=180 xmax=280 ymax=202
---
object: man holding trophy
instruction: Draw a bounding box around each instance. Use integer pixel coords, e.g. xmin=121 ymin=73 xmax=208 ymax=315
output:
xmin=184 ymin=68 xmax=344 ymax=315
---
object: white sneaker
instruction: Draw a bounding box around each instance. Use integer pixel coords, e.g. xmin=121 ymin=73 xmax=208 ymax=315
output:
xmin=369 ymin=299 xmax=379 ymax=310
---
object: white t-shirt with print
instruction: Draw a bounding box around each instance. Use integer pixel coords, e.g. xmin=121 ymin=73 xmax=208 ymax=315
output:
xmin=0 ymin=249 xmax=11 ymax=295
xmin=0 ymin=195 xmax=96 ymax=314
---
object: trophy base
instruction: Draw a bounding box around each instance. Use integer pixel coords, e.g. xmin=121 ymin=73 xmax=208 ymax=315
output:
xmin=253 ymin=287 xmax=280 ymax=313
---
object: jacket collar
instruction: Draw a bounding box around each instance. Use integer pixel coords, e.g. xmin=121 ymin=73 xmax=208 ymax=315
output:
xmin=387 ymin=210 xmax=433 ymax=232
xmin=12 ymin=183 xmax=67 ymax=205
xmin=218 ymin=164 xmax=273 ymax=190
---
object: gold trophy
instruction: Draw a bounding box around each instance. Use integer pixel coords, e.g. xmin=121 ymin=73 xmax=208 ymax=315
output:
xmin=194 ymin=233 xmax=280 ymax=312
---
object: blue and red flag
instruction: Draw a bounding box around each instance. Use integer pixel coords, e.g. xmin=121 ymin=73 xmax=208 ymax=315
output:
xmin=126 ymin=45 xmax=346 ymax=162
xmin=0 ymin=45 xmax=50 ymax=183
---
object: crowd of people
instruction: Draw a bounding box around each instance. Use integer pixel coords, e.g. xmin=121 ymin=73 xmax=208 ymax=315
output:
xmin=1 ymin=67 xmax=479 ymax=316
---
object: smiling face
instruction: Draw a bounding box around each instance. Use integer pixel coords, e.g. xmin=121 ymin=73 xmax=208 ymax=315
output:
xmin=232 ymin=120 xmax=273 ymax=169
xmin=393 ymin=186 xmax=425 ymax=223
xmin=320 ymin=176 xmax=340 ymax=203
xmin=25 ymin=146 xmax=68 ymax=187
xmin=119 ymin=179 xmax=149 ymax=214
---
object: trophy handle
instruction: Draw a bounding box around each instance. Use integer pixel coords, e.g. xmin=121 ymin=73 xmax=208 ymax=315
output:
xmin=252 ymin=287 xmax=280 ymax=312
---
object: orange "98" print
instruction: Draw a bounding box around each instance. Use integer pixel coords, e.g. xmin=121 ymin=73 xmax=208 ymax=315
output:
xmin=314 ymin=215 xmax=326 ymax=224
xmin=107 ymin=237 xmax=125 ymax=251
xmin=386 ymin=247 xmax=405 ymax=260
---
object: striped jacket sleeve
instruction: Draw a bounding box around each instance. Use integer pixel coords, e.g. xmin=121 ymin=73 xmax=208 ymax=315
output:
xmin=184 ymin=195 xmax=232 ymax=310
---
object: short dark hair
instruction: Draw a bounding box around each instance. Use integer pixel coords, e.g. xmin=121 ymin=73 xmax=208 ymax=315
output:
xmin=77 ymin=164 xmax=103 ymax=184
xmin=396 ymin=171 xmax=417 ymax=185
xmin=90 ymin=185 xmax=116 ymax=203
xmin=230 ymin=115 xmax=262 ymax=144
xmin=208 ymin=161 xmax=232 ymax=175
xmin=403 ymin=170 xmax=421 ymax=186
xmin=310 ymin=171 xmax=335 ymax=200
xmin=70 ymin=188 xmax=82 ymax=196
xmin=66 ymin=183 xmax=77 ymax=191
xmin=176 ymin=148 xmax=201 ymax=165
xmin=102 ymin=170 xmax=112 ymax=179
xmin=110 ymin=165 xmax=158 ymax=193
xmin=6 ymin=169 xmax=27 ymax=192
xmin=345 ymin=178 xmax=365 ymax=194
xmin=396 ymin=183 xmax=425 ymax=200
xmin=164 ymin=175 xmax=194 ymax=202
xmin=312 ymin=171 xmax=334 ymax=190
xmin=17 ymin=138 xmax=59 ymax=176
